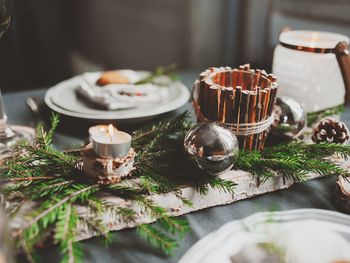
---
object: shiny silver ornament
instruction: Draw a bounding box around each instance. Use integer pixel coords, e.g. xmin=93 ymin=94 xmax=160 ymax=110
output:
xmin=271 ymin=97 xmax=307 ymax=140
xmin=184 ymin=122 xmax=239 ymax=175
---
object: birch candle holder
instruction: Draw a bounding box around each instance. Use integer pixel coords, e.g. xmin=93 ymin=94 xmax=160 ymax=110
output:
xmin=192 ymin=64 xmax=279 ymax=150
xmin=83 ymin=124 xmax=136 ymax=184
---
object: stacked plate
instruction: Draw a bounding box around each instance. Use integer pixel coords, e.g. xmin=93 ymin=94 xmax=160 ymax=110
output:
xmin=44 ymin=71 xmax=190 ymax=122
xmin=180 ymin=209 xmax=350 ymax=263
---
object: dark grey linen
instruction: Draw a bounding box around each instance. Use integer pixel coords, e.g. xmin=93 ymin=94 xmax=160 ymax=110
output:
xmin=3 ymin=72 xmax=344 ymax=263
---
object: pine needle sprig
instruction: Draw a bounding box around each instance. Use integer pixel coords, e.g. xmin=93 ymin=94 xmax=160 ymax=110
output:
xmin=36 ymin=113 xmax=60 ymax=148
xmin=135 ymin=196 xmax=189 ymax=234
xmin=192 ymin=173 xmax=237 ymax=196
xmin=5 ymin=111 xmax=350 ymax=262
xmin=54 ymin=204 xmax=83 ymax=263
xmin=138 ymin=168 xmax=180 ymax=194
xmin=132 ymin=111 xmax=191 ymax=149
xmin=134 ymin=64 xmax=179 ymax=85
xmin=87 ymin=197 xmax=136 ymax=223
xmin=1 ymin=113 xmax=195 ymax=261
xmin=134 ymin=196 xmax=190 ymax=254
xmin=5 ymin=178 xmax=74 ymax=200
xmin=137 ymin=224 xmax=178 ymax=256
xmin=206 ymin=177 xmax=237 ymax=194
xmin=235 ymin=141 xmax=350 ymax=182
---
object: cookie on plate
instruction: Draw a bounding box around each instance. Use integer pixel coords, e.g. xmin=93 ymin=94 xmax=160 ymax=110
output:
xmin=96 ymin=70 xmax=130 ymax=86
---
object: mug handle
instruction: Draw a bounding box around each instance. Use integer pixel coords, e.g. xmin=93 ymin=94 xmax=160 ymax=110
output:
xmin=335 ymin=41 xmax=350 ymax=104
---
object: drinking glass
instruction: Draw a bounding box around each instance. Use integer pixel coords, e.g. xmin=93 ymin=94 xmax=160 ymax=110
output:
xmin=0 ymin=0 xmax=34 ymax=153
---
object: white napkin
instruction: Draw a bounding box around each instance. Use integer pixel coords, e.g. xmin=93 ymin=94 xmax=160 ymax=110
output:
xmin=271 ymin=220 xmax=350 ymax=263
xmin=76 ymin=71 xmax=166 ymax=110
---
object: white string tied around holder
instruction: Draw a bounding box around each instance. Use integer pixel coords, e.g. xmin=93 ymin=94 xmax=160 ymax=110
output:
xmin=225 ymin=113 xmax=275 ymax=136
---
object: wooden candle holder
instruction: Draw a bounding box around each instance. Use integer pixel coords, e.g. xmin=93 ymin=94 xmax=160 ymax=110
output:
xmin=192 ymin=64 xmax=278 ymax=150
xmin=82 ymin=144 xmax=136 ymax=184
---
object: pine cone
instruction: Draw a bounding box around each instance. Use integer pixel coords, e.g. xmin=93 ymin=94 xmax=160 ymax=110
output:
xmin=312 ymin=118 xmax=350 ymax=144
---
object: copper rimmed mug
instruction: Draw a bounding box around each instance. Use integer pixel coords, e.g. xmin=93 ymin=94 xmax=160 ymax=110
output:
xmin=273 ymin=30 xmax=350 ymax=115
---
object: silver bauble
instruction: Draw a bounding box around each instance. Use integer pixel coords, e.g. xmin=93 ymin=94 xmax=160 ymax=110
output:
xmin=271 ymin=97 xmax=307 ymax=140
xmin=184 ymin=122 xmax=239 ymax=175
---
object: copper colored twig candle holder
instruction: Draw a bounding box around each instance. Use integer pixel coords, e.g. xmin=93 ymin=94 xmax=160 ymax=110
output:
xmin=192 ymin=64 xmax=279 ymax=150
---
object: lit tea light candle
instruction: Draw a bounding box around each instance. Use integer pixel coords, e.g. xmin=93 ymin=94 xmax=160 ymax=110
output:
xmin=88 ymin=124 xmax=118 ymax=141
xmin=91 ymin=124 xmax=131 ymax=158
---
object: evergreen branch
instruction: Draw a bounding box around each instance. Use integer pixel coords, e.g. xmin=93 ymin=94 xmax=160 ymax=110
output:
xmin=114 ymin=207 xmax=136 ymax=222
xmin=54 ymin=203 xmax=73 ymax=242
xmin=2 ymin=113 xmax=195 ymax=260
xmin=175 ymin=194 xmax=193 ymax=208
xmin=193 ymin=176 xmax=237 ymax=196
xmin=32 ymin=180 xmax=74 ymax=199
xmin=134 ymin=64 xmax=178 ymax=85
xmin=20 ymin=145 xmax=78 ymax=171
xmin=61 ymin=239 xmax=82 ymax=263
xmin=9 ymin=176 xmax=56 ymax=182
xmin=207 ymin=177 xmax=237 ymax=194
xmin=36 ymin=113 xmax=60 ymax=148
xmin=132 ymin=111 xmax=190 ymax=145
xmin=6 ymin=112 xmax=350 ymax=263
xmin=80 ymin=216 xmax=110 ymax=241
xmin=139 ymin=170 xmax=180 ymax=194
xmin=46 ymin=113 xmax=60 ymax=146
xmin=135 ymin=196 xmax=189 ymax=237
xmin=235 ymin=142 xmax=350 ymax=182
xmin=106 ymin=183 xmax=145 ymax=195
xmin=22 ymin=184 xmax=98 ymax=233
xmin=135 ymin=196 xmax=167 ymax=219
xmin=87 ymin=197 xmax=136 ymax=223
xmin=4 ymin=163 xmax=38 ymax=178
xmin=158 ymin=217 xmax=190 ymax=238
xmin=137 ymin=224 xmax=177 ymax=256
xmin=307 ymin=104 xmax=344 ymax=125
xmin=54 ymin=203 xmax=82 ymax=263
xmin=19 ymin=238 xmax=35 ymax=263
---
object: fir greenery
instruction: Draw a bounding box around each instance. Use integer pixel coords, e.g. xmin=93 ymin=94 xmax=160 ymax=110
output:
xmin=0 ymin=112 xmax=233 ymax=262
xmin=1 ymin=112 xmax=350 ymax=262
xmin=307 ymin=104 xmax=344 ymax=126
xmin=235 ymin=141 xmax=350 ymax=183
xmin=134 ymin=64 xmax=179 ymax=85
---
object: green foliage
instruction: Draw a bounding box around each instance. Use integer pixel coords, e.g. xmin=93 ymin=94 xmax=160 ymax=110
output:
xmin=134 ymin=64 xmax=179 ymax=85
xmin=1 ymin=112 xmax=197 ymax=261
xmin=137 ymin=224 xmax=178 ymax=255
xmin=3 ymin=112 xmax=350 ymax=263
xmin=307 ymin=104 xmax=344 ymax=126
xmin=235 ymin=141 xmax=350 ymax=182
xmin=54 ymin=204 xmax=83 ymax=263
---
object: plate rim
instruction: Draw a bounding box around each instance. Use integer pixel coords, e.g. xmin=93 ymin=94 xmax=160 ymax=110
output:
xmin=44 ymin=73 xmax=190 ymax=120
xmin=179 ymin=209 xmax=350 ymax=263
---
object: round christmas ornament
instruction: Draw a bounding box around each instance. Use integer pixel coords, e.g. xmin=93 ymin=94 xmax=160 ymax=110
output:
xmin=271 ymin=97 xmax=307 ymax=140
xmin=184 ymin=122 xmax=239 ymax=175
xmin=312 ymin=118 xmax=350 ymax=144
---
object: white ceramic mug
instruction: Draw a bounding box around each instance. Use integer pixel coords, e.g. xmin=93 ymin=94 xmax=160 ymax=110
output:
xmin=272 ymin=30 xmax=350 ymax=113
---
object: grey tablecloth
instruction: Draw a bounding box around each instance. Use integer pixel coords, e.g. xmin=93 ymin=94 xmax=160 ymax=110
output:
xmin=3 ymin=73 xmax=347 ymax=263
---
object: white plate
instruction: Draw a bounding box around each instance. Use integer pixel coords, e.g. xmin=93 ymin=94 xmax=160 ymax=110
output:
xmin=44 ymin=72 xmax=190 ymax=121
xmin=180 ymin=209 xmax=350 ymax=263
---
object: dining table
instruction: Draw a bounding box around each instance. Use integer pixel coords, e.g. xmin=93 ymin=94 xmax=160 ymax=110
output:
xmin=3 ymin=71 xmax=347 ymax=263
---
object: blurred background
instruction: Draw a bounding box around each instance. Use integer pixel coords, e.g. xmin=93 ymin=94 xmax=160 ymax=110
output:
xmin=0 ymin=0 xmax=350 ymax=92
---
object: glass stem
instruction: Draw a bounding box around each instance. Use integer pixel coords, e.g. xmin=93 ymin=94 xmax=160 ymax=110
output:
xmin=0 ymin=88 xmax=8 ymax=132
xmin=0 ymin=87 xmax=14 ymax=139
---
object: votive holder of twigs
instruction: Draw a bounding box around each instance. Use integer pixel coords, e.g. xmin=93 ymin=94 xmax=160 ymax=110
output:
xmin=192 ymin=64 xmax=279 ymax=151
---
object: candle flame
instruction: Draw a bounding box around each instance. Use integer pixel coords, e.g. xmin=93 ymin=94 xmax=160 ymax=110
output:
xmin=107 ymin=124 xmax=114 ymax=141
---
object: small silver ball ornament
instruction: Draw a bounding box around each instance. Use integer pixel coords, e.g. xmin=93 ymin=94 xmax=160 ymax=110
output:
xmin=184 ymin=122 xmax=239 ymax=175
xmin=271 ymin=97 xmax=307 ymax=140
